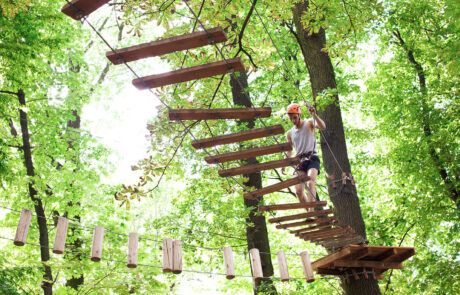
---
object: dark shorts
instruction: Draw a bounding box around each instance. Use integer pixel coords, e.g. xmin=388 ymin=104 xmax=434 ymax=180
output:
xmin=298 ymin=155 xmax=320 ymax=175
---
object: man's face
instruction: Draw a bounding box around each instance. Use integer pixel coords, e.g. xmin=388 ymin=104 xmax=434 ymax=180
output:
xmin=288 ymin=113 xmax=300 ymax=125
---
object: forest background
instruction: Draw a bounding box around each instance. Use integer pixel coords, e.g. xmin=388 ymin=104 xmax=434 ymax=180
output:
xmin=0 ymin=0 xmax=459 ymax=294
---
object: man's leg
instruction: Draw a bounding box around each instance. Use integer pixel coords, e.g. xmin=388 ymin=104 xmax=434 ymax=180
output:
xmin=295 ymin=170 xmax=308 ymax=203
xmin=306 ymin=168 xmax=318 ymax=202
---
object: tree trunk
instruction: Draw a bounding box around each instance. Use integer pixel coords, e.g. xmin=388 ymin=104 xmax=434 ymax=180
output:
xmin=292 ymin=2 xmax=381 ymax=294
xmin=18 ymin=89 xmax=53 ymax=295
xmin=230 ymin=72 xmax=277 ymax=294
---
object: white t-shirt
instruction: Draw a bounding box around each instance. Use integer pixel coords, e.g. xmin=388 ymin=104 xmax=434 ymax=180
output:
xmin=289 ymin=119 xmax=316 ymax=156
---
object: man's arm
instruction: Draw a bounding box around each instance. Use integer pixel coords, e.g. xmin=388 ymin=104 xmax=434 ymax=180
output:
xmin=286 ymin=131 xmax=293 ymax=158
xmin=308 ymin=106 xmax=326 ymax=130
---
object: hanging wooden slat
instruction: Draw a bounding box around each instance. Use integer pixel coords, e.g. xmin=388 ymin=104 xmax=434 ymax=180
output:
xmin=133 ymin=58 xmax=245 ymax=89
xmin=274 ymin=217 xmax=338 ymax=229
xmin=300 ymin=226 xmax=351 ymax=240
xmin=205 ymin=143 xmax=292 ymax=164
xmin=91 ymin=226 xmax=104 ymax=262
xmin=53 ymin=217 xmax=69 ymax=254
xmin=318 ymin=235 xmax=365 ymax=249
xmin=127 ymin=233 xmax=139 ymax=268
xmin=61 ymin=0 xmax=110 ymax=20
xmin=291 ymin=224 xmax=334 ymax=235
xmin=219 ymin=157 xmax=300 ymax=177
xmin=162 ymin=238 xmax=173 ymax=273
xmin=107 ymin=27 xmax=227 ymax=64
xmin=268 ymin=209 xmax=333 ymax=223
xmin=14 ymin=209 xmax=32 ymax=246
xmin=172 ymin=240 xmax=183 ymax=274
xmin=277 ymin=251 xmax=290 ymax=282
xmin=169 ymin=107 xmax=272 ymax=121
xmin=249 ymin=248 xmax=263 ymax=280
xmin=192 ymin=125 xmax=284 ymax=149
xmin=312 ymin=232 xmax=358 ymax=243
xmin=223 ymin=246 xmax=235 ymax=279
xmin=259 ymin=201 xmax=327 ymax=212
xmin=300 ymin=250 xmax=315 ymax=283
xmin=244 ymin=175 xmax=309 ymax=199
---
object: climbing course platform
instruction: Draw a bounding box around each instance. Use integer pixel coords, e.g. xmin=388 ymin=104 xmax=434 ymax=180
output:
xmin=312 ymin=245 xmax=415 ymax=278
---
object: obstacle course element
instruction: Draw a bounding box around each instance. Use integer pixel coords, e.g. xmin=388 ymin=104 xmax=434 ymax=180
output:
xmin=61 ymin=0 xmax=110 ymax=20
xmin=107 ymin=27 xmax=227 ymax=64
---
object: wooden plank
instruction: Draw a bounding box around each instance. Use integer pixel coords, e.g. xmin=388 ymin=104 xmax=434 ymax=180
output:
xmin=333 ymin=260 xmax=403 ymax=270
xmin=61 ymin=0 xmax=110 ymax=20
xmin=169 ymin=107 xmax=271 ymax=121
xmin=318 ymin=236 xmax=365 ymax=249
xmin=133 ymin=58 xmax=245 ymax=89
xmin=245 ymin=175 xmax=310 ymax=200
xmin=107 ymin=28 xmax=227 ymax=64
xmin=312 ymin=247 xmax=354 ymax=270
xmin=302 ymin=227 xmax=351 ymax=240
xmin=219 ymin=157 xmax=300 ymax=177
xmin=205 ymin=143 xmax=292 ymax=164
xmin=291 ymin=224 xmax=334 ymax=235
xmin=192 ymin=125 xmax=284 ymax=149
xmin=259 ymin=201 xmax=326 ymax=212
xmin=275 ymin=217 xmax=337 ymax=229
xmin=268 ymin=209 xmax=333 ymax=223
xmin=309 ymin=231 xmax=353 ymax=243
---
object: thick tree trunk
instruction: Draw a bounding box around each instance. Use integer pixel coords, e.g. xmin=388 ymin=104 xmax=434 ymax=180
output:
xmin=18 ymin=90 xmax=53 ymax=295
xmin=230 ymin=72 xmax=277 ymax=294
xmin=292 ymin=2 xmax=381 ymax=294
xmin=394 ymin=30 xmax=460 ymax=210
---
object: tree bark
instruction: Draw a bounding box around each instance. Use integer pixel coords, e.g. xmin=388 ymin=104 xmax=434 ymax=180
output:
xmin=292 ymin=1 xmax=381 ymax=294
xmin=17 ymin=89 xmax=53 ymax=295
xmin=393 ymin=30 xmax=460 ymax=210
xmin=230 ymin=72 xmax=277 ymax=294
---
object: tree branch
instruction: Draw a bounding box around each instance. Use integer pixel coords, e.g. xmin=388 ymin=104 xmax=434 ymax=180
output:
xmin=233 ymin=0 xmax=258 ymax=69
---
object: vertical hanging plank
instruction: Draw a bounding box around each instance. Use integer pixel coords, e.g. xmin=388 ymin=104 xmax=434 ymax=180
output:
xmin=172 ymin=240 xmax=183 ymax=274
xmin=53 ymin=217 xmax=69 ymax=254
xmin=91 ymin=226 xmax=104 ymax=262
xmin=300 ymin=250 xmax=315 ymax=283
xmin=223 ymin=246 xmax=235 ymax=279
xmin=127 ymin=233 xmax=138 ymax=268
xmin=14 ymin=209 xmax=32 ymax=246
xmin=162 ymin=238 xmax=173 ymax=272
xmin=249 ymin=248 xmax=263 ymax=280
xmin=277 ymin=251 xmax=290 ymax=282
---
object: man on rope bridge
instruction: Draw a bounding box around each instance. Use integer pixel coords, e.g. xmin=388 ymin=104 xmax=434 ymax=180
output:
xmin=282 ymin=103 xmax=326 ymax=205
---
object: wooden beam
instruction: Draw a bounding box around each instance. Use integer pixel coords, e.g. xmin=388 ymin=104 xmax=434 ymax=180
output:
xmin=333 ymin=260 xmax=403 ymax=270
xmin=169 ymin=107 xmax=271 ymax=121
xmin=133 ymin=58 xmax=245 ymax=89
xmin=309 ymin=231 xmax=353 ymax=243
xmin=312 ymin=247 xmax=354 ymax=270
xmin=291 ymin=224 xmax=334 ymax=235
xmin=259 ymin=201 xmax=326 ymax=212
xmin=107 ymin=28 xmax=227 ymax=64
xmin=301 ymin=227 xmax=351 ymax=240
xmin=205 ymin=143 xmax=292 ymax=164
xmin=318 ymin=236 xmax=365 ymax=249
xmin=192 ymin=125 xmax=284 ymax=149
xmin=61 ymin=0 xmax=110 ymax=20
xmin=275 ymin=217 xmax=337 ymax=229
xmin=219 ymin=157 xmax=299 ymax=177
xmin=268 ymin=209 xmax=333 ymax=223
xmin=244 ymin=175 xmax=309 ymax=200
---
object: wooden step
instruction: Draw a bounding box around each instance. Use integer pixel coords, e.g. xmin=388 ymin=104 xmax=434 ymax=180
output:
xmin=192 ymin=125 xmax=284 ymax=149
xmin=107 ymin=27 xmax=227 ymax=65
xmin=205 ymin=143 xmax=292 ymax=164
xmin=290 ymin=223 xmax=336 ymax=234
xmin=219 ymin=157 xmax=299 ymax=177
xmin=61 ymin=0 xmax=110 ymax=20
xmin=267 ymin=209 xmax=333 ymax=223
xmin=244 ymin=175 xmax=309 ymax=200
xmin=317 ymin=235 xmax=365 ymax=249
xmin=258 ymin=201 xmax=327 ymax=212
xmin=133 ymin=58 xmax=245 ymax=89
xmin=169 ymin=107 xmax=272 ymax=121
xmin=303 ymin=227 xmax=353 ymax=241
xmin=275 ymin=217 xmax=337 ymax=229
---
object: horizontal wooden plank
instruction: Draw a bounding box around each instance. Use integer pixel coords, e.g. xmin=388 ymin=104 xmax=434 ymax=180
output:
xmin=302 ymin=227 xmax=352 ymax=240
xmin=169 ymin=107 xmax=271 ymax=121
xmin=259 ymin=201 xmax=326 ymax=212
xmin=107 ymin=27 xmax=227 ymax=64
xmin=310 ymin=231 xmax=354 ymax=243
xmin=268 ymin=209 xmax=333 ymax=223
xmin=317 ymin=236 xmax=365 ymax=249
xmin=133 ymin=58 xmax=245 ymax=89
xmin=219 ymin=157 xmax=300 ymax=177
xmin=192 ymin=125 xmax=284 ymax=149
xmin=333 ymin=260 xmax=402 ymax=270
xmin=312 ymin=247 xmax=354 ymax=270
xmin=275 ymin=217 xmax=337 ymax=229
xmin=244 ymin=175 xmax=309 ymax=200
xmin=292 ymin=224 xmax=334 ymax=235
xmin=62 ymin=0 xmax=110 ymax=20
xmin=205 ymin=143 xmax=292 ymax=164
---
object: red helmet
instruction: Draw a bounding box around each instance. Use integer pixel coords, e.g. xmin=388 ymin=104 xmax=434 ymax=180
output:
xmin=287 ymin=103 xmax=301 ymax=114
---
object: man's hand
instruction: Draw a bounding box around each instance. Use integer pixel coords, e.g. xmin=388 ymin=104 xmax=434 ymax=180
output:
xmin=308 ymin=105 xmax=317 ymax=116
